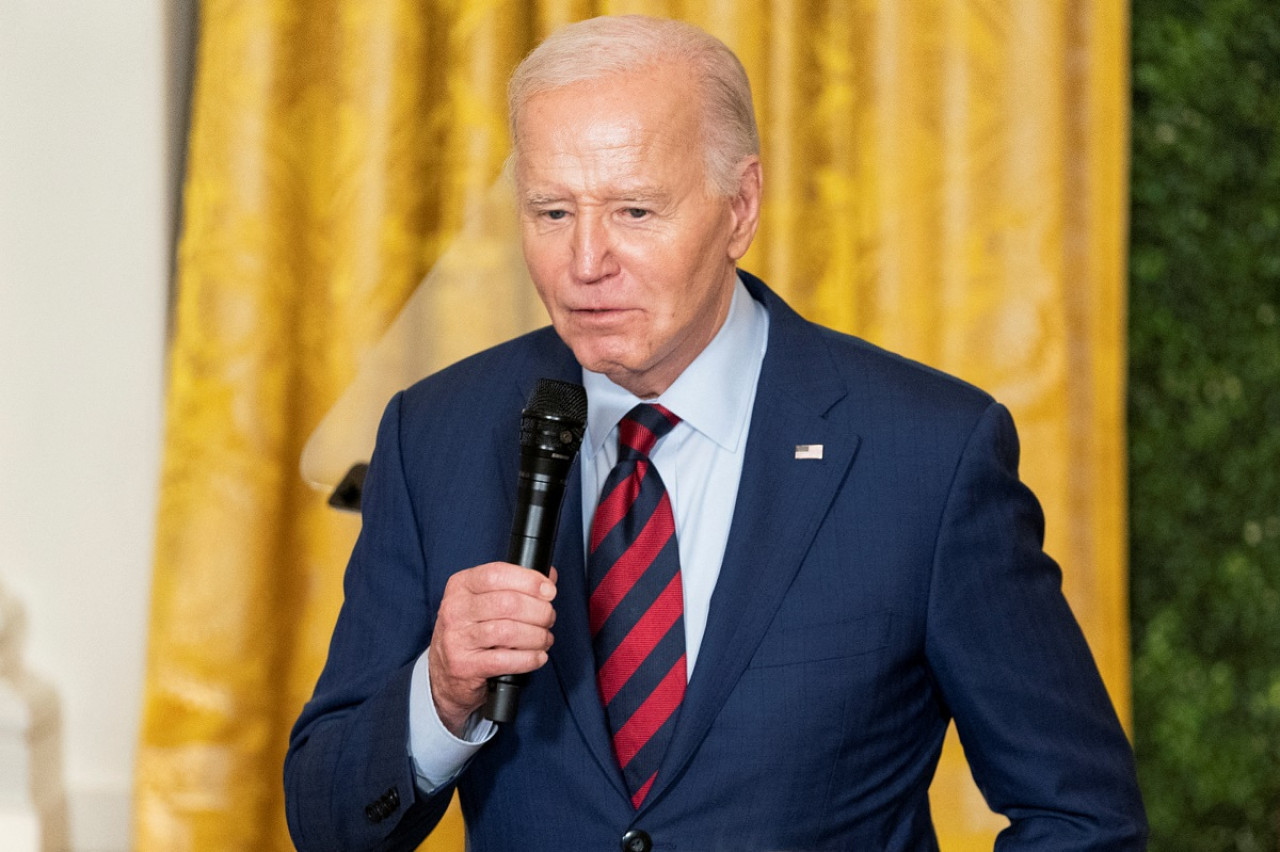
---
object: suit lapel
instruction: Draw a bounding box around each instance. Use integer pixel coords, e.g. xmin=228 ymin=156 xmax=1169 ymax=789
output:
xmin=644 ymin=276 xmax=861 ymax=809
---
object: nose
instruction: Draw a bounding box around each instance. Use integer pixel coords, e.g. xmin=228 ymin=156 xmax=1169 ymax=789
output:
xmin=570 ymin=212 xmax=616 ymax=283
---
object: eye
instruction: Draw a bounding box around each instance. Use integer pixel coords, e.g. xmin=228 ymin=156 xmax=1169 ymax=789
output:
xmin=623 ymin=207 xmax=649 ymax=220
xmin=543 ymin=209 xmax=568 ymax=221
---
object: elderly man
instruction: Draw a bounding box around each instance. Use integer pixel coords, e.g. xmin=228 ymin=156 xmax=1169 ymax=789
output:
xmin=285 ymin=15 xmax=1146 ymax=852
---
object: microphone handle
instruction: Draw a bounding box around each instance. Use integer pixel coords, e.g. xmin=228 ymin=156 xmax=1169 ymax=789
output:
xmin=482 ymin=453 xmax=570 ymax=723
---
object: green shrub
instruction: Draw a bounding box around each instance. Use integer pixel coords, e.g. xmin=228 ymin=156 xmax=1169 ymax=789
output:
xmin=1129 ymin=1 xmax=1280 ymax=848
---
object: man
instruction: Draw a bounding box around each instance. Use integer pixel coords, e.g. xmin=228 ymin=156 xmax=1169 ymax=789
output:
xmin=285 ymin=15 xmax=1146 ymax=851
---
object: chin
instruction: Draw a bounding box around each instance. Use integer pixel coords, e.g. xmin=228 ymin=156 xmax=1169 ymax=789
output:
xmin=564 ymin=337 xmax=640 ymax=376
xmin=575 ymin=354 xmax=636 ymax=379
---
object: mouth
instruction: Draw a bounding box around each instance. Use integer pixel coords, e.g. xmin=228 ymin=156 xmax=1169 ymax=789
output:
xmin=569 ymin=306 xmax=637 ymax=318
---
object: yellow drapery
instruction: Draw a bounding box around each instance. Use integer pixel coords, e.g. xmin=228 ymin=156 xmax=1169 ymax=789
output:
xmin=135 ymin=2 xmax=1129 ymax=850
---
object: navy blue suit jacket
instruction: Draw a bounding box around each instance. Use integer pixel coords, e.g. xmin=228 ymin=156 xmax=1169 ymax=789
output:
xmin=285 ymin=273 xmax=1146 ymax=851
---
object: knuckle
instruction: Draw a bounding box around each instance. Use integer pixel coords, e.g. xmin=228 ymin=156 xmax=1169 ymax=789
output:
xmin=476 ymin=620 xmax=510 ymax=647
xmin=490 ymin=589 xmax=524 ymax=619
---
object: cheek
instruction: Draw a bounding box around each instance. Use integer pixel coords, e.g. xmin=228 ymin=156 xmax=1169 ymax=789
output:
xmin=522 ymin=246 xmax=561 ymax=303
xmin=529 ymin=277 xmax=555 ymax=315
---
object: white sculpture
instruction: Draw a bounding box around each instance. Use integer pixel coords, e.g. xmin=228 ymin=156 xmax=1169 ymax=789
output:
xmin=0 ymin=581 xmax=67 ymax=851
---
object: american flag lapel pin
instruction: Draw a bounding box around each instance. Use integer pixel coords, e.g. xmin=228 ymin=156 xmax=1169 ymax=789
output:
xmin=794 ymin=444 xmax=824 ymax=460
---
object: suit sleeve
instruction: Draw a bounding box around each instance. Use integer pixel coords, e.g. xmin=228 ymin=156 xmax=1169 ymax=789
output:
xmin=925 ymin=402 xmax=1148 ymax=850
xmin=284 ymin=391 xmax=455 ymax=852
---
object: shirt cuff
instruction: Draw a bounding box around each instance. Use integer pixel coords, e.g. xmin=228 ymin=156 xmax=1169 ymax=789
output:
xmin=408 ymin=649 xmax=497 ymax=794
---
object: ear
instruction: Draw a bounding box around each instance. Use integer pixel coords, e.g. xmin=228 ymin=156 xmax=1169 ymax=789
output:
xmin=726 ymin=156 xmax=763 ymax=262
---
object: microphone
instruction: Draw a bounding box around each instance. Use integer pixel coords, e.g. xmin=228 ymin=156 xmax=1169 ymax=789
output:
xmin=482 ymin=378 xmax=588 ymax=723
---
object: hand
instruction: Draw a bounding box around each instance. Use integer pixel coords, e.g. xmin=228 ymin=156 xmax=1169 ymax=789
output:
xmin=427 ymin=563 xmax=558 ymax=736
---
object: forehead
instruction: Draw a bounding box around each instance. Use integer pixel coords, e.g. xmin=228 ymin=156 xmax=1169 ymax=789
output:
xmin=512 ymin=66 xmax=705 ymax=190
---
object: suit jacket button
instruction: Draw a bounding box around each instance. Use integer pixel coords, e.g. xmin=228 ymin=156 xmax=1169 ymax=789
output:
xmin=364 ymin=787 xmax=400 ymax=823
xmin=620 ymin=829 xmax=652 ymax=852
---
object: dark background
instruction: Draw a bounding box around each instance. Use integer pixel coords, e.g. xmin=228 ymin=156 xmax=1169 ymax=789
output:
xmin=1128 ymin=0 xmax=1280 ymax=848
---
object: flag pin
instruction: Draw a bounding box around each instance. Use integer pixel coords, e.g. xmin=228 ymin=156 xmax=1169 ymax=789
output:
xmin=794 ymin=444 xmax=824 ymax=460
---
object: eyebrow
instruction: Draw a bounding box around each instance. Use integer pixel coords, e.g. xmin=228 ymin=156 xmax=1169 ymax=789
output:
xmin=522 ymin=192 xmax=565 ymax=207
xmin=618 ymin=189 xmax=670 ymax=206
xmin=520 ymin=186 xmax=672 ymax=207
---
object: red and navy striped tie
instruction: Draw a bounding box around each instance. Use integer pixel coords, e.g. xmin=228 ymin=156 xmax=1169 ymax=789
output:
xmin=588 ymin=403 xmax=686 ymax=809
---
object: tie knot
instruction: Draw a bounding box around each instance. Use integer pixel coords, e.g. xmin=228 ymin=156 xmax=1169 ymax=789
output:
xmin=618 ymin=403 xmax=680 ymax=457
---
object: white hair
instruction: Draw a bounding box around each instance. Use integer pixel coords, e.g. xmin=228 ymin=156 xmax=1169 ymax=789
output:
xmin=507 ymin=15 xmax=760 ymax=196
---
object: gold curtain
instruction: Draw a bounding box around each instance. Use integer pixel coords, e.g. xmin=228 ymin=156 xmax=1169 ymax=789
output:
xmin=135 ymin=2 xmax=1130 ymax=850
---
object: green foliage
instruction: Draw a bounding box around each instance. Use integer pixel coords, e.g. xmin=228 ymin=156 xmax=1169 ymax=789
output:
xmin=1129 ymin=0 xmax=1280 ymax=848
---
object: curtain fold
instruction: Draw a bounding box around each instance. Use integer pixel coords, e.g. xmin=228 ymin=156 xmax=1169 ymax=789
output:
xmin=136 ymin=2 xmax=1129 ymax=849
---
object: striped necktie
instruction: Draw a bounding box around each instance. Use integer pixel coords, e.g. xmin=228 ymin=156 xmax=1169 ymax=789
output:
xmin=588 ymin=403 xmax=686 ymax=809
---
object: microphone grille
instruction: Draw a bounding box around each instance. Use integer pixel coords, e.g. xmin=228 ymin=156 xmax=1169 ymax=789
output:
xmin=525 ymin=378 xmax=588 ymax=424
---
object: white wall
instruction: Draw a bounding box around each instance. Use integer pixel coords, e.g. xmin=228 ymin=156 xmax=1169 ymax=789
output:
xmin=0 ymin=1 xmax=189 ymax=848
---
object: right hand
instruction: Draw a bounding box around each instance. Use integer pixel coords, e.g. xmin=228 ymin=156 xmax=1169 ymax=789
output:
xmin=427 ymin=562 xmax=558 ymax=736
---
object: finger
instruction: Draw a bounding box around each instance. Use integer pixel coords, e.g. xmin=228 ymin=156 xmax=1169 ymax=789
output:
xmin=432 ymin=599 xmax=555 ymax=666
xmin=469 ymin=646 xmax=551 ymax=678
xmin=428 ymin=644 xmax=550 ymax=735
xmin=430 ymin=638 xmax=552 ymax=706
xmin=436 ymin=588 xmax=555 ymax=637
xmin=469 ymin=588 xmax=557 ymax=629
xmin=467 ymin=618 xmax=556 ymax=653
xmin=456 ymin=562 xmax=556 ymax=600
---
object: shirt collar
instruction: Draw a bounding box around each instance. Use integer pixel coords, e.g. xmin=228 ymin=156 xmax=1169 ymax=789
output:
xmin=582 ymin=274 xmax=768 ymax=459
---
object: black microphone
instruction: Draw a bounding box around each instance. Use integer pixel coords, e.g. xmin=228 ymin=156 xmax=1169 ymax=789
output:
xmin=482 ymin=378 xmax=588 ymax=724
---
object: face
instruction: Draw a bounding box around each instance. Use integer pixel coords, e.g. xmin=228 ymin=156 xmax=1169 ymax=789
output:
xmin=513 ymin=62 xmax=761 ymax=398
